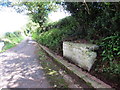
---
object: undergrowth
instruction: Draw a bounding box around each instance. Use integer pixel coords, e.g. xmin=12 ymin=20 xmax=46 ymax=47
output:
xmin=32 ymin=12 xmax=120 ymax=88
xmin=32 ymin=16 xmax=79 ymax=53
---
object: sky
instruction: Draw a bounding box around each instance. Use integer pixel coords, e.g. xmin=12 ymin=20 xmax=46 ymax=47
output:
xmin=48 ymin=6 xmax=71 ymax=22
xmin=0 ymin=6 xmax=29 ymax=37
xmin=0 ymin=1 xmax=70 ymax=37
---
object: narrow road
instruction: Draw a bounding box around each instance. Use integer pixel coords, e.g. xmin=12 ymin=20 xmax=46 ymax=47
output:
xmin=0 ymin=38 xmax=50 ymax=88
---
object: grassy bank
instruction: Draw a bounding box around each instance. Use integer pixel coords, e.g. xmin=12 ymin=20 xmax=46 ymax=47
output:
xmin=0 ymin=31 xmax=24 ymax=52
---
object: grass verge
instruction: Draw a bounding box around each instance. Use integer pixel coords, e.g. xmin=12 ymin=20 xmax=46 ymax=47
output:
xmin=38 ymin=47 xmax=69 ymax=88
xmin=0 ymin=36 xmax=24 ymax=53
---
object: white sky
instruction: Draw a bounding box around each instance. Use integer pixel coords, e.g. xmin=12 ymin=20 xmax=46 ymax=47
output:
xmin=0 ymin=4 xmax=70 ymax=37
xmin=48 ymin=6 xmax=71 ymax=22
xmin=0 ymin=6 xmax=29 ymax=37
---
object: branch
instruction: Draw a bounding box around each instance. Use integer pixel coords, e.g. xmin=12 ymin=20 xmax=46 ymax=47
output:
xmin=83 ymin=0 xmax=90 ymax=15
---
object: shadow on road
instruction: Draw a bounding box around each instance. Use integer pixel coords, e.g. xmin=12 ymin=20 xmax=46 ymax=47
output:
xmin=0 ymin=38 xmax=50 ymax=88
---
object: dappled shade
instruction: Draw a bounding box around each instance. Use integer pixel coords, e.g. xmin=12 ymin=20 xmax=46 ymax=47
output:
xmin=0 ymin=39 xmax=50 ymax=88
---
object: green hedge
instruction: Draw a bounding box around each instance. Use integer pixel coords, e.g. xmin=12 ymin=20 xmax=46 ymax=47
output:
xmin=32 ymin=16 xmax=79 ymax=52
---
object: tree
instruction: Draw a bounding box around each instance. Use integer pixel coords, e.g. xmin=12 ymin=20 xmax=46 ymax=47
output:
xmin=21 ymin=2 xmax=56 ymax=27
xmin=62 ymin=2 xmax=120 ymax=38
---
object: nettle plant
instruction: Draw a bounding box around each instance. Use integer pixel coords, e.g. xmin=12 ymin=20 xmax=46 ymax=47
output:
xmin=100 ymin=33 xmax=120 ymax=75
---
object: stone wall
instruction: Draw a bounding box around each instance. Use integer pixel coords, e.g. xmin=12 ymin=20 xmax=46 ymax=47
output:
xmin=63 ymin=42 xmax=98 ymax=71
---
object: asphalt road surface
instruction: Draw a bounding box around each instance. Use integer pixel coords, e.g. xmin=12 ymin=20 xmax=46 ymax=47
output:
xmin=0 ymin=38 xmax=50 ymax=88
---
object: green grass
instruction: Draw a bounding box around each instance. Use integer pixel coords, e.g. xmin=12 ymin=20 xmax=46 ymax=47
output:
xmin=3 ymin=42 xmax=16 ymax=51
xmin=0 ymin=36 xmax=24 ymax=52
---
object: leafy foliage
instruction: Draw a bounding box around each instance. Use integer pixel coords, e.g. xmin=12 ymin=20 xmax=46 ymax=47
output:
xmin=63 ymin=2 xmax=120 ymax=39
xmin=98 ymin=33 xmax=120 ymax=75
xmin=32 ymin=16 xmax=79 ymax=53
xmin=21 ymin=2 xmax=56 ymax=27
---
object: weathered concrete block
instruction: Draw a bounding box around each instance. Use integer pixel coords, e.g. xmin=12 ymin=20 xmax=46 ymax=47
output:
xmin=63 ymin=42 xmax=98 ymax=71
